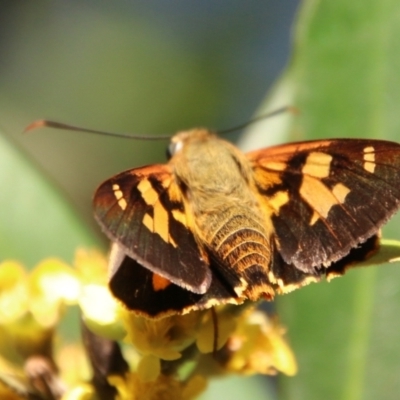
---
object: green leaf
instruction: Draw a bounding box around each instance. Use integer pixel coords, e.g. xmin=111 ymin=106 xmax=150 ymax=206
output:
xmin=0 ymin=133 xmax=101 ymax=267
xmin=352 ymin=239 xmax=400 ymax=268
xmin=290 ymin=0 xmax=400 ymax=142
xmin=273 ymin=1 xmax=400 ymax=399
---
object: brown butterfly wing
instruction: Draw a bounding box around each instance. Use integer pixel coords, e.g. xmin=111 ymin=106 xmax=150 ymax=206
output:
xmin=93 ymin=164 xmax=211 ymax=294
xmin=109 ymin=249 xmax=241 ymax=318
xmin=109 ymin=233 xmax=380 ymax=317
xmin=248 ymin=139 xmax=400 ymax=272
xmin=269 ymin=234 xmax=381 ymax=294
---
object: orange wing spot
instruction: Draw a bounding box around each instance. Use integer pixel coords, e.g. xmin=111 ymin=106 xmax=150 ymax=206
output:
xmin=364 ymin=162 xmax=375 ymax=173
xmin=332 ymin=183 xmax=350 ymax=203
xmin=167 ymin=181 xmax=183 ymax=203
xmin=137 ymin=178 xmax=159 ymax=204
xmin=142 ymin=213 xmax=154 ymax=232
xmin=363 ymin=146 xmax=376 ymax=173
xmin=263 ymin=161 xmax=287 ymax=172
xmin=252 ymin=167 xmax=283 ymax=190
xmin=112 ymin=184 xmax=127 ymax=210
xmin=153 ymin=203 xmax=172 ymax=245
xmin=301 ymin=178 xmax=350 ymax=225
xmin=152 ymin=273 xmax=171 ymax=291
xmin=171 ymin=209 xmax=187 ymax=227
xmin=268 ymin=190 xmax=289 ymax=214
xmin=168 ymin=235 xmax=178 ymax=248
xmin=118 ymin=198 xmax=127 ymax=210
xmin=300 ymin=176 xmax=338 ymax=224
xmin=310 ymin=211 xmax=319 ymax=226
xmin=138 ymin=178 xmax=176 ymax=246
xmin=302 ymin=152 xmax=332 ymax=178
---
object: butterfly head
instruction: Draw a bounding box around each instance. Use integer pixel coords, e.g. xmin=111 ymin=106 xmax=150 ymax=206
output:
xmin=167 ymin=129 xmax=216 ymax=159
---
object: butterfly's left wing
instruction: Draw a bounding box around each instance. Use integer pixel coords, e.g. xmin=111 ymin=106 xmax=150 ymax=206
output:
xmin=93 ymin=164 xmax=211 ymax=294
xmin=248 ymin=139 xmax=400 ymax=272
xmin=108 ymin=243 xmax=241 ymax=318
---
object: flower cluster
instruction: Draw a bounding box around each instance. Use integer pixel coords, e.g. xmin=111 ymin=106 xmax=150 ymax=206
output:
xmin=0 ymin=250 xmax=297 ymax=400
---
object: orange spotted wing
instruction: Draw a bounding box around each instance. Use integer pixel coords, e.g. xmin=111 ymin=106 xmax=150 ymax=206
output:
xmin=94 ymin=136 xmax=400 ymax=317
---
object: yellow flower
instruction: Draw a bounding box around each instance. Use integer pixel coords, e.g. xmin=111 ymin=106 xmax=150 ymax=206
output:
xmin=0 ymin=250 xmax=298 ymax=400
xmin=29 ymin=258 xmax=80 ymax=327
xmin=222 ymin=309 xmax=297 ymax=376
xmin=61 ymin=383 xmax=94 ymax=400
xmin=123 ymin=311 xmax=205 ymax=361
xmin=79 ymin=283 xmax=126 ymax=340
xmin=75 ymin=249 xmax=126 ymax=340
xmin=0 ymin=261 xmax=28 ymax=324
xmin=195 ymin=306 xmax=238 ymax=354
xmin=0 ymin=259 xmax=80 ymax=363
xmin=109 ymin=372 xmax=207 ymax=400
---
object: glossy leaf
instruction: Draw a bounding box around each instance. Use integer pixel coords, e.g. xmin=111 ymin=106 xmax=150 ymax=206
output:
xmin=273 ymin=1 xmax=400 ymax=399
xmin=0 ymin=133 xmax=101 ymax=266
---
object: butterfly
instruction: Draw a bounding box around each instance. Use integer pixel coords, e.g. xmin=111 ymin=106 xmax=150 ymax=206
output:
xmin=93 ymin=129 xmax=400 ymax=318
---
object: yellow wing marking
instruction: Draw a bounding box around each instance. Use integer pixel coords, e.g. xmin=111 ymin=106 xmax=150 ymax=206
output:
xmin=268 ymin=190 xmax=290 ymax=214
xmin=363 ymin=146 xmax=376 ymax=173
xmin=262 ymin=161 xmax=287 ymax=172
xmin=137 ymin=178 xmax=177 ymax=247
xmin=302 ymin=152 xmax=332 ymax=178
xmin=112 ymin=184 xmax=127 ymax=210
xmin=300 ymin=177 xmax=350 ymax=226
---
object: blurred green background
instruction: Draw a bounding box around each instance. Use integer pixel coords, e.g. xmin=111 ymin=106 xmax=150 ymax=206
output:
xmin=1 ymin=1 xmax=400 ymax=399
xmin=0 ymin=1 xmax=297 ymax=246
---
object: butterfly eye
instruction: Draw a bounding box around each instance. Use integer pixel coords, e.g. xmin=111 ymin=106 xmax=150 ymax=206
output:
xmin=166 ymin=140 xmax=183 ymax=159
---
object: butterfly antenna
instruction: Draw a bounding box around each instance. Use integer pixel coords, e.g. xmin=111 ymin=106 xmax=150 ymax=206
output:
xmin=218 ymin=105 xmax=298 ymax=135
xmin=24 ymin=120 xmax=172 ymax=140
